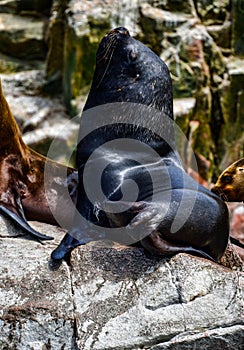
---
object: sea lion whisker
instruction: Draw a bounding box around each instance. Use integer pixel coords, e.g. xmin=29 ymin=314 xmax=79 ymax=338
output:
xmin=96 ymin=45 xmax=117 ymax=88
xmin=96 ymin=37 xmax=117 ymax=63
xmin=216 ymin=188 xmax=229 ymax=202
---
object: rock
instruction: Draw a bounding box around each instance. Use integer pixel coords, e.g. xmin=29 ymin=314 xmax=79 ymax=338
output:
xmin=63 ymin=0 xmax=141 ymax=111
xmin=218 ymin=58 xmax=244 ymax=168
xmin=71 ymin=244 xmax=243 ymax=349
xmin=150 ymin=325 xmax=244 ymax=349
xmin=161 ymin=24 xmax=214 ymax=98
xmin=0 ymin=217 xmax=75 ymax=349
xmin=232 ymin=0 xmax=244 ymax=55
xmin=0 ymin=205 xmax=243 ymax=349
xmin=0 ymin=52 xmax=44 ymax=73
xmin=207 ymin=21 xmax=231 ymax=50
xmin=0 ymin=0 xmax=18 ymax=14
xmin=0 ymin=13 xmax=47 ymax=60
xmin=139 ymin=4 xmax=191 ymax=54
xmin=0 ymin=0 xmax=52 ymax=15
xmin=23 ymin=118 xmax=79 ymax=164
xmin=45 ymin=0 xmax=68 ymax=94
xmin=148 ymin=0 xmax=197 ymax=15
xmin=173 ymin=97 xmax=195 ymax=123
xmin=194 ymin=0 xmax=230 ymax=25
xmin=228 ymin=203 xmax=244 ymax=262
xmin=17 ymin=0 xmax=53 ymax=15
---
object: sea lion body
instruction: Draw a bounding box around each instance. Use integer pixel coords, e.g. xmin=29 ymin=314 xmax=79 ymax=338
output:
xmin=212 ymin=158 xmax=244 ymax=202
xmin=51 ymin=27 xmax=229 ymax=262
xmin=0 ymin=81 xmax=78 ymax=240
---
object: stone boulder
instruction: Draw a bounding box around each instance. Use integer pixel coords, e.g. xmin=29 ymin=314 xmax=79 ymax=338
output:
xmin=0 ymin=214 xmax=243 ymax=349
xmin=0 ymin=13 xmax=47 ymax=60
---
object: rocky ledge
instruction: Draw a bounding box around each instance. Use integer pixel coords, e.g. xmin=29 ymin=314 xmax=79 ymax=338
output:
xmin=0 ymin=215 xmax=243 ymax=350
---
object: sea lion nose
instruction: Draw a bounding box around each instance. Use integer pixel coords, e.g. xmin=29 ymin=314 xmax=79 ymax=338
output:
xmin=112 ymin=27 xmax=130 ymax=36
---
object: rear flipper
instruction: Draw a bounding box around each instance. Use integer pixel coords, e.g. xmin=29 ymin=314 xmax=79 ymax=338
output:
xmin=141 ymin=231 xmax=218 ymax=263
xmin=0 ymin=205 xmax=53 ymax=241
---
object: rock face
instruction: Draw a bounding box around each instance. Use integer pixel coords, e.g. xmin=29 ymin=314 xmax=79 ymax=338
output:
xmin=0 ymin=216 xmax=243 ymax=349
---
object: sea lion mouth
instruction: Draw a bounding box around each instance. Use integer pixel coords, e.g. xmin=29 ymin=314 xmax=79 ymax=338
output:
xmin=96 ymin=27 xmax=130 ymax=63
xmin=211 ymin=187 xmax=229 ymax=201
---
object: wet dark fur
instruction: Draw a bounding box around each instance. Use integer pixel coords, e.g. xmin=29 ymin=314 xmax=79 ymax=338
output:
xmin=51 ymin=27 xmax=229 ymax=263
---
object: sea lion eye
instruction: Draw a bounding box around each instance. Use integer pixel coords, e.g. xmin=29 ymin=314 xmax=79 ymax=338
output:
xmin=129 ymin=50 xmax=137 ymax=61
xmin=221 ymin=175 xmax=232 ymax=183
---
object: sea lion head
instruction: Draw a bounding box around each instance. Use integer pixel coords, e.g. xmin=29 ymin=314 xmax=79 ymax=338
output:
xmin=211 ymin=158 xmax=244 ymax=202
xmin=84 ymin=27 xmax=173 ymax=119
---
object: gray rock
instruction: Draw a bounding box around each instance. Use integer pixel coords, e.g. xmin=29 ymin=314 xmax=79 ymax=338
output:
xmin=207 ymin=21 xmax=231 ymax=50
xmin=148 ymin=0 xmax=197 ymax=15
xmin=150 ymin=325 xmax=244 ymax=349
xmin=173 ymin=97 xmax=195 ymax=119
xmin=71 ymin=244 xmax=244 ymax=350
xmin=0 ymin=218 xmax=75 ymax=350
xmin=195 ymin=0 xmax=230 ymax=25
xmin=0 ymin=214 xmax=243 ymax=349
xmin=0 ymin=0 xmax=18 ymax=14
xmin=0 ymin=13 xmax=47 ymax=59
xmin=232 ymin=0 xmax=244 ymax=55
xmin=0 ymin=52 xmax=44 ymax=73
xmin=0 ymin=0 xmax=52 ymax=14
xmin=140 ymin=3 xmax=191 ymax=32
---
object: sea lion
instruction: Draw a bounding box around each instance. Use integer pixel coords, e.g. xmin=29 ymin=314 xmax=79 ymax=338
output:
xmin=51 ymin=27 xmax=229 ymax=263
xmin=212 ymin=158 xmax=244 ymax=250
xmin=212 ymin=158 xmax=244 ymax=202
xmin=0 ymin=80 xmax=78 ymax=240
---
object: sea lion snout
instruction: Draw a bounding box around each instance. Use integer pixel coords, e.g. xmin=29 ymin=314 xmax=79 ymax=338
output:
xmin=109 ymin=27 xmax=130 ymax=37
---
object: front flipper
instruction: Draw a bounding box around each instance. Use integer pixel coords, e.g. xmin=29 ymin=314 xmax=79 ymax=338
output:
xmin=51 ymin=231 xmax=92 ymax=260
xmin=0 ymin=204 xmax=53 ymax=241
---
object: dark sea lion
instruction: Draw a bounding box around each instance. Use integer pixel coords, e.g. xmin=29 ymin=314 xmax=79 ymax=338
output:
xmin=51 ymin=27 xmax=229 ymax=263
xmin=212 ymin=158 xmax=244 ymax=202
xmin=0 ymin=81 xmax=78 ymax=240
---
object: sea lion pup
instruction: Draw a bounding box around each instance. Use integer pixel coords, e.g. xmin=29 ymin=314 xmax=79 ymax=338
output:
xmin=51 ymin=27 xmax=229 ymax=262
xmin=0 ymin=81 xmax=78 ymax=240
xmin=212 ymin=158 xmax=244 ymax=250
xmin=212 ymin=158 xmax=244 ymax=202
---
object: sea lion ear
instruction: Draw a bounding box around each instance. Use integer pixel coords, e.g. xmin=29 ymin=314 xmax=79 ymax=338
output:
xmin=0 ymin=198 xmax=53 ymax=241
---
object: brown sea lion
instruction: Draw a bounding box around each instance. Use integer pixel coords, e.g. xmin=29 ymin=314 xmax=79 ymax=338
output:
xmin=0 ymin=81 xmax=77 ymax=240
xmin=212 ymin=158 xmax=244 ymax=202
xmin=212 ymin=158 xmax=244 ymax=250
xmin=51 ymin=27 xmax=229 ymax=263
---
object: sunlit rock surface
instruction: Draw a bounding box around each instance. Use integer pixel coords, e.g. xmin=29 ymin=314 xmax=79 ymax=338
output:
xmin=0 ymin=216 xmax=243 ymax=349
